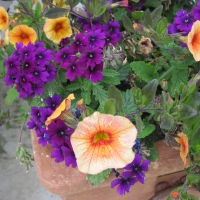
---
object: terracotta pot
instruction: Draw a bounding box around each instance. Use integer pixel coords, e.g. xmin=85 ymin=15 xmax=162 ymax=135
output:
xmin=31 ymin=130 xmax=186 ymax=200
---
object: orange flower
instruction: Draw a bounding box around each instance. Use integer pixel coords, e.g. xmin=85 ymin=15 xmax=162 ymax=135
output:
xmin=71 ymin=112 xmax=137 ymax=174
xmin=45 ymin=94 xmax=75 ymax=127
xmin=0 ymin=6 xmax=9 ymax=31
xmin=53 ymin=0 xmax=67 ymax=8
xmin=187 ymin=20 xmax=200 ymax=61
xmin=175 ymin=132 xmax=189 ymax=167
xmin=170 ymin=190 xmax=179 ymax=199
xmin=43 ymin=17 xmax=72 ymax=44
xmin=9 ymin=25 xmax=37 ymax=46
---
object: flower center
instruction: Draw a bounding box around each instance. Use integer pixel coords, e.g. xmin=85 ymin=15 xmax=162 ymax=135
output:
xmin=22 ymin=33 xmax=28 ymax=38
xmin=55 ymin=23 xmax=61 ymax=31
xmin=93 ymin=132 xmax=109 ymax=143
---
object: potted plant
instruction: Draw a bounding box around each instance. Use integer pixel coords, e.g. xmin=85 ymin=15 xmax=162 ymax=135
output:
xmin=0 ymin=0 xmax=200 ymax=199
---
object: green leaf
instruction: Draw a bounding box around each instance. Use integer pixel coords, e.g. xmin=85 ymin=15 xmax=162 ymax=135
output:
xmin=150 ymin=5 xmax=163 ymax=23
xmin=191 ymin=127 xmax=200 ymax=147
xmin=138 ymin=123 xmax=155 ymax=139
xmin=104 ymin=99 xmax=116 ymax=115
xmin=122 ymin=90 xmax=137 ymax=114
xmin=178 ymin=104 xmax=197 ymax=120
xmin=81 ymin=90 xmax=91 ymax=105
xmin=29 ymin=96 xmax=45 ymax=107
xmin=186 ymin=174 xmax=200 ymax=185
xmin=141 ymin=9 xmax=152 ymax=28
xmin=113 ymin=8 xmax=127 ymax=21
xmin=143 ymin=0 xmax=161 ymax=8
xmin=87 ymin=169 xmax=112 ymax=186
xmin=181 ymin=194 xmax=198 ymax=200
xmin=147 ymin=146 xmax=159 ymax=162
xmin=107 ymin=86 xmax=123 ymax=112
xmin=118 ymin=65 xmax=130 ymax=81
xmin=121 ymin=14 xmax=134 ymax=33
xmin=160 ymin=112 xmax=174 ymax=130
xmin=102 ymin=76 xmax=120 ymax=85
xmin=82 ymin=79 xmax=92 ymax=91
xmin=43 ymin=7 xmax=67 ymax=18
xmin=34 ymin=2 xmax=42 ymax=18
xmin=142 ymin=79 xmax=158 ymax=107
xmin=67 ymin=83 xmax=82 ymax=91
xmin=5 ymin=88 xmax=19 ymax=106
xmin=135 ymin=114 xmax=143 ymax=134
xmin=130 ymin=61 xmax=159 ymax=82
xmin=102 ymin=69 xmax=119 ymax=77
xmin=131 ymin=11 xmax=143 ymax=21
xmin=92 ymin=84 xmax=107 ymax=103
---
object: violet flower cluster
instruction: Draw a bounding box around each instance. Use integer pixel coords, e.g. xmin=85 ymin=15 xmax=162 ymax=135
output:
xmin=111 ymin=154 xmax=150 ymax=196
xmin=54 ymin=19 xmax=122 ymax=83
xmin=27 ymin=94 xmax=77 ymax=168
xmin=4 ymin=42 xmax=57 ymax=98
xmin=167 ymin=0 xmax=200 ymax=36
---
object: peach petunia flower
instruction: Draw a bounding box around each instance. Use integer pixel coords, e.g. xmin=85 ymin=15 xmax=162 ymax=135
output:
xmin=71 ymin=112 xmax=137 ymax=174
xmin=43 ymin=17 xmax=72 ymax=44
xmin=175 ymin=132 xmax=189 ymax=167
xmin=9 ymin=25 xmax=37 ymax=46
xmin=45 ymin=94 xmax=75 ymax=127
xmin=170 ymin=190 xmax=179 ymax=199
xmin=0 ymin=6 xmax=9 ymax=31
xmin=187 ymin=20 xmax=200 ymax=62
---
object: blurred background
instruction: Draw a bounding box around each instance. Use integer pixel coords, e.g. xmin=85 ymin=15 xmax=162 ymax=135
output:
xmin=0 ymin=1 xmax=60 ymax=199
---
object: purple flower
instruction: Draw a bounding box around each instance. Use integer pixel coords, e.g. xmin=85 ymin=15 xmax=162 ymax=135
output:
xmin=132 ymin=139 xmax=141 ymax=154
xmin=35 ymin=48 xmax=53 ymax=65
xmin=54 ymin=46 xmax=74 ymax=66
xmin=18 ymin=43 xmax=36 ymax=60
xmin=167 ymin=24 xmax=178 ymax=34
xmin=122 ymin=154 xmax=150 ymax=184
xmin=31 ymin=66 xmax=49 ymax=82
xmin=51 ymin=146 xmax=65 ymax=163
xmin=37 ymin=127 xmax=51 ymax=147
xmin=17 ymin=72 xmax=32 ymax=91
xmin=30 ymin=81 xmax=45 ymax=97
xmin=40 ymin=107 xmax=53 ymax=124
xmin=30 ymin=106 xmax=41 ymax=121
xmin=5 ymin=56 xmax=19 ymax=72
xmin=85 ymin=29 xmax=105 ymax=48
xmin=71 ymin=33 xmax=88 ymax=53
xmin=46 ymin=119 xmax=74 ymax=146
xmin=45 ymin=64 xmax=57 ymax=82
xmin=62 ymin=56 xmax=84 ymax=81
xmin=191 ymin=1 xmax=200 ymax=21
xmin=59 ymin=37 xmax=70 ymax=49
xmin=44 ymin=94 xmax=62 ymax=110
xmin=173 ymin=9 xmax=194 ymax=34
xmin=103 ymin=21 xmax=122 ymax=38
xmin=21 ymin=57 xmax=35 ymax=73
xmin=111 ymin=176 xmax=138 ymax=196
xmin=4 ymin=70 xmax=18 ymax=86
xmin=84 ymin=62 xmax=103 ymax=83
xmin=104 ymin=31 xmax=120 ymax=46
xmin=79 ymin=47 xmax=103 ymax=68
xmin=62 ymin=141 xmax=77 ymax=168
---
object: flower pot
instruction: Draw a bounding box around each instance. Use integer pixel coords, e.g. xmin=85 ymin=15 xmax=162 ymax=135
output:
xmin=31 ymin=130 xmax=186 ymax=200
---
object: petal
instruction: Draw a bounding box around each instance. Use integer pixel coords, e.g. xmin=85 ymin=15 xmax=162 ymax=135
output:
xmin=111 ymin=179 xmax=122 ymax=188
xmin=136 ymin=170 xmax=145 ymax=184
xmin=140 ymin=160 xmax=150 ymax=171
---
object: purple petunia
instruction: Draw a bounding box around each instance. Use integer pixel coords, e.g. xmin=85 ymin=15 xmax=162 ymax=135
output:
xmin=191 ymin=1 xmax=200 ymax=21
xmin=44 ymin=94 xmax=62 ymax=111
xmin=71 ymin=33 xmax=88 ymax=53
xmin=111 ymin=176 xmax=138 ymax=196
xmin=123 ymin=154 xmax=150 ymax=184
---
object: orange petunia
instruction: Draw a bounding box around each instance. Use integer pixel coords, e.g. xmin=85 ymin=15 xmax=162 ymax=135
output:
xmin=9 ymin=25 xmax=37 ymax=46
xmin=170 ymin=190 xmax=179 ymax=199
xmin=43 ymin=17 xmax=72 ymax=44
xmin=71 ymin=112 xmax=137 ymax=174
xmin=0 ymin=6 xmax=9 ymax=31
xmin=45 ymin=94 xmax=75 ymax=127
xmin=187 ymin=20 xmax=200 ymax=62
xmin=175 ymin=132 xmax=189 ymax=167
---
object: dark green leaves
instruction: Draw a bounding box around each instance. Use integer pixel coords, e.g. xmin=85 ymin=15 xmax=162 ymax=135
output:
xmin=44 ymin=7 xmax=67 ymax=18
xmin=104 ymin=99 xmax=116 ymax=115
xmin=5 ymin=88 xmax=19 ymax=106
xmin=121 ymin=14 xmax=134 ymax=33
xmin=160 ymin=112 xmax=174 ymax=130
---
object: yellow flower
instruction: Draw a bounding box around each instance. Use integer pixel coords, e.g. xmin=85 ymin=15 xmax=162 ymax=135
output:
xmin=43 ymin=17 xmax=72 ymax=44
xmin=71 ymin=112 xmax=137 ymax=174
xmin=175 ymin=132 xmax=189 ymax=167
xmin=187 ymin=20 xmax=200 ymax=62
xmin=45 ymin=94 xmax=75 ymax=127
xmin=0 ymin=6 xmax=9 ymax=31
xmin=53 ymin=0 xmax=67 ymax=8
xmin=9 ymin=25 xmax=37 ymax=46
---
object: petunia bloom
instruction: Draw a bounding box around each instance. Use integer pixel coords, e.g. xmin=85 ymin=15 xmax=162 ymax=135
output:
xmin=0 ymin=6 xmax=9 ymax=31
xmin=45 ymin=94 xmax=75 ymax=126
xmin=175 ymin=132 xmax=189 ymax=167
xmin=187 ymin=20 xmax=200 ymax=61
xmin=71 ymin=112 xmax=137 ymax=174
xmin=9 ymin=25 xmax=37 ymax=46
xmin=43 ymin=17 xmax=72 ymax=44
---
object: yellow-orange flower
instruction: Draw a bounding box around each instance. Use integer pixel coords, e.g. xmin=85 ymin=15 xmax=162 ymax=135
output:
xmin=9 ymin=25 xmax=37 ymax=46
xmin=71 ymin=112 xmax=137 ymax=174
xmin=175 ymin=132 xmax=189 ymax=167
xmin=53 ymin=0 xmax=67 ymax=8
xmin=45 ymin=94 xmax=75 ymax=127
xmin=43 ymin=17 xmax=72 ymax=44
xmin=0 ymin=6 xmax=9 ymax=31
xmin=170 ymin=190 xmax=179 ymax=199
xmin=187 ymin=20 xmax=200 ymax=62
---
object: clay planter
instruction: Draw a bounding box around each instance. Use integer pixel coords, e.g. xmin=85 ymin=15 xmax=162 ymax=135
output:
xmin=31 ymin=130 xmax=186 ymax=200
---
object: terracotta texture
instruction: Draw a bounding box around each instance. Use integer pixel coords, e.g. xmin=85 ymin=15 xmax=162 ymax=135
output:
xmin=31 ymin=130 xmax=187 ymax=200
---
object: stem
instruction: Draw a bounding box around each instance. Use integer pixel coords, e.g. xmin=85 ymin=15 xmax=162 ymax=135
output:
xmin=19 ymin=115 xmax=28 ymax=146
xmin=158 ymin=66 xmax=173 ymax=81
